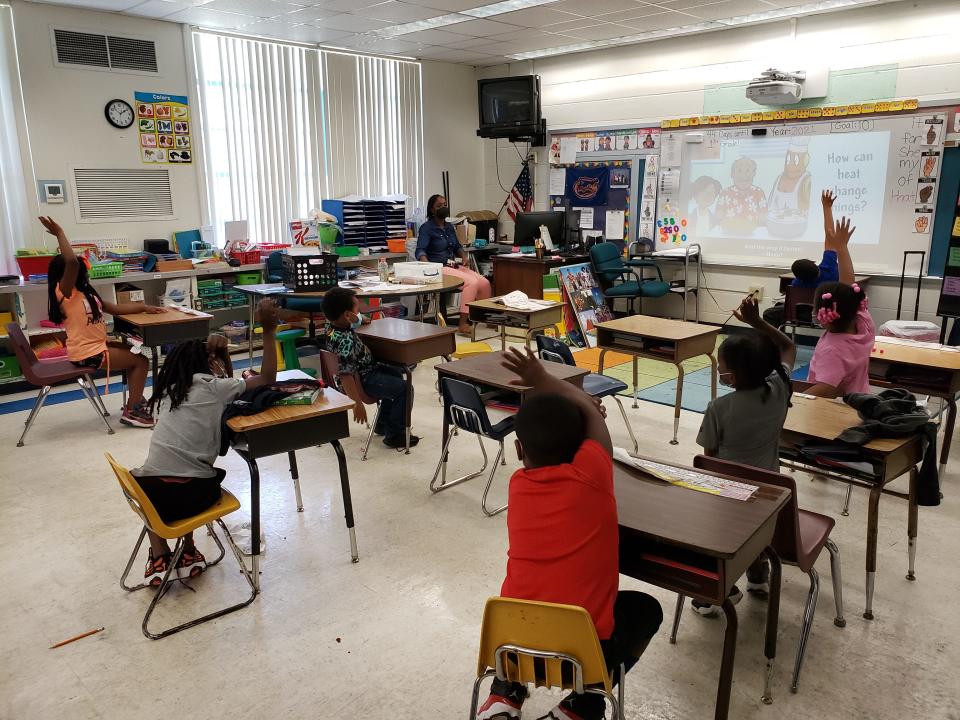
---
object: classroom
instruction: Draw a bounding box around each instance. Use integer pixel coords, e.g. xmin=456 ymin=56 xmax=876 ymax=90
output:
xmin=1 ymin=0 xmax=959 ymax=717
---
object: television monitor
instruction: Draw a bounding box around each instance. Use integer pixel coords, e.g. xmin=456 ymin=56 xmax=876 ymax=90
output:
xmin=477 ymin=75 xmax=541 ymax=139
xmin=513 ymin=211 xmax=564 ymax=249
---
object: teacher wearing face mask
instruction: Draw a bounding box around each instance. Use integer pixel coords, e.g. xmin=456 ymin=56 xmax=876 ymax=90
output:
xmin=417 ymin=193 xmax=492 ymax=336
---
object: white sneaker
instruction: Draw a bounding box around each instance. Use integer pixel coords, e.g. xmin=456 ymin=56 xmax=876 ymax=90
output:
xmin=476 ymin=694 xmax=522 ymax=720
xmin=692 ymin=585 xmax=743 ymax=617
xmin=747 ymin=579 xmax=770 ymax=596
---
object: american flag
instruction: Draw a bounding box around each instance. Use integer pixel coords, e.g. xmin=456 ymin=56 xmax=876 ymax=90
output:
xmin=505 ymin=163 xmax=533 ymax=220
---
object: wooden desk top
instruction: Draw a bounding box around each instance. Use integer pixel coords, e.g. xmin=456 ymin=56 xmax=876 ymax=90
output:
xmin=226 ymin=387 xmax=355 ymax=433
xmin=870 ymin=340 xmax=960 ymax=371
xmin=357 ymin=318 xmax=457 ymax=344
xmin=115 ymin=308 xmax=213 ymax=327
xmin=468 ymin=297 xmax=562 ymax=316
xmin=614 ymin=458 xmax=789 ymax=558
xmin=597 ymin=315 xmax=719 ymax=341
xmin=783 ymin=395 xmax=916 ymax=454
xmin=435 ymin=350 xmax=587 ymax=391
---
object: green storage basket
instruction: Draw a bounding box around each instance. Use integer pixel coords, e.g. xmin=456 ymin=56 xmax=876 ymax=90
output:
xmin=88 ymin=262 xmax=123 ymax=279
xmin=333 ymin=245 xmax=360 ymax=257
xmin=0 ymin=355 xmax=22 ymax=380
xmin=235 ymin=272 xmax=263 ymax=285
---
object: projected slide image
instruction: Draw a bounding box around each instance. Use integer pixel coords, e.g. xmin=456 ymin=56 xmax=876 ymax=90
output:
xmin=682 ymin=131 xmax=890 ymax=248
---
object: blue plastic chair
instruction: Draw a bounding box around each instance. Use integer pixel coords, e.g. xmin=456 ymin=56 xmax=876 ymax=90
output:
xmin=535 ymin=334 xmax=638 ymax=454
xmin=589 ymin=242 xmax=670 ymax=315
xmin=430 ymin=377 xmax=516 ymax=516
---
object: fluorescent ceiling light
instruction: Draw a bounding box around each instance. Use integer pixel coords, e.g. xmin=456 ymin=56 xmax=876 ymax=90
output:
xmin=373 ymin=13 xmax=468 ymax=38
xmin=462 ymin=0 xmax=560 ymax=19
xmin=507 ymin=0 xmax=891 ymax=60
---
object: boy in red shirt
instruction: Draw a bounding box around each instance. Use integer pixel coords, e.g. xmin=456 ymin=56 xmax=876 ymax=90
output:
xmin=477 ymin=348 xmax=662 ymax=720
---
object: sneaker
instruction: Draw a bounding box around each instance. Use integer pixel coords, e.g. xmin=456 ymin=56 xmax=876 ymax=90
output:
xmin=383 ymin=434 xmax=420 ymax=449
xmin=747 ymin=578 xmax=770 ymax=597
xmin=692 ymin=585 xmax=743 ymax=617
xmin=120 ymin=401 xmax=155 ymax=428
xmin=476 ymin=694 xmax=521 ymax=720
xmin=144 ymin=550 xmax=171 ymax=588
xmin=177 ymin=547 xmax=207 ymax=579
xmin=535 ymin=706 xmax=584 ymax=720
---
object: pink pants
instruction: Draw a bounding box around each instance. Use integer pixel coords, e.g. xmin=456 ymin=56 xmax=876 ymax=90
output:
xmin=441 ymin=265 xmax=492 ymax=314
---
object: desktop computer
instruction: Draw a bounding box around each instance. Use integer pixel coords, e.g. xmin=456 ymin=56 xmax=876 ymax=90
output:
xmin=513 ymin=210 xmax=565 ymax=249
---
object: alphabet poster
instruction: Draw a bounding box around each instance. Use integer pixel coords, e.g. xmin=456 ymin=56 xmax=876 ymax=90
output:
xmin=135 ymin=92 xmax=193 ymax=164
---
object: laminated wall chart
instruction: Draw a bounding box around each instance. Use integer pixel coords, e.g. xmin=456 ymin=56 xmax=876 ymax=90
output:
xmin=136 ymin=92 xmax=193 ymax=164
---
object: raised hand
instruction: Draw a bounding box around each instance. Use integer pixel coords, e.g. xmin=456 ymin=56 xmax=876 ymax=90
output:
xmin=732 ymin=294 xmax=761 ymax=326
xmin=257 ymin=299 xmax=280 ymax=332
xmin=501 ymin=347 xmax=548 ymax=388
xmin=38 ymin=216 xmax=66 ymax=239
xmin=820 ymin=189 xmax=836 ymax=209
xmin=831 ymin=216 xmax=856 ymax=248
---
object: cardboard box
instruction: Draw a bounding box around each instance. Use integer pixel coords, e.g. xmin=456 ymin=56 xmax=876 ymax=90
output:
xmin=116 ymin=285 xmax=145 ymax=304
xmin=157 ymin=259 xmax=194 ymax=272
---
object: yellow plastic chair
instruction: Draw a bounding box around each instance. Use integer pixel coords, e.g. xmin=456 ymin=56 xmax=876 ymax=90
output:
xmin=469 ymin=597 xmax=624 ymax=720
xmin=452 ymin=341 xmax=493 ymax=360
xmin=105 ymin=453 xmax=257 ymax=640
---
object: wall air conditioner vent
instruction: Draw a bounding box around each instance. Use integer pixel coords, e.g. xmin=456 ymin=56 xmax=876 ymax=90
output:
xmin=52 ymin=28 xmax=158 ymax=74
xmin=73 ymin=168 xmax=175 ymax=223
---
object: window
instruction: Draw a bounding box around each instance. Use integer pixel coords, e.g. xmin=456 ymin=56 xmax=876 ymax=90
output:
xmin=193 ymin=32 xmax=424 ymax=246
xmin=0 ymin=5 xmax=31 ymax=275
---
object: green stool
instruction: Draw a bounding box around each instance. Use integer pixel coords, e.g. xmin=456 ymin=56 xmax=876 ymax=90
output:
xmin=276 ymin=329 xmax=317 ymax=377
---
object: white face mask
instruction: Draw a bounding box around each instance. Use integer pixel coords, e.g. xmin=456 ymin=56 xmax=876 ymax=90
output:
xmin=718 ymin=371 xmax=735 ymax=388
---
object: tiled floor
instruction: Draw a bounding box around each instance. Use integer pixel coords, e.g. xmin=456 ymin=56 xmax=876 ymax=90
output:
xmin=1 ymin=337 xmax=958 ymax=719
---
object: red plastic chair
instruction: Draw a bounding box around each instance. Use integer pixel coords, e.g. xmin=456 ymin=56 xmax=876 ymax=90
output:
xmin=670 ymin=455 xmax=845 ymax=693
xmin=318 ymin=349 xmax=379 ymax=461
xmin=6 ymin=322 xmax=113 ymax=446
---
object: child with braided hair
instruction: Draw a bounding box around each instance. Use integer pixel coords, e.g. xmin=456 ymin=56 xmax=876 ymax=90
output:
xmin=806 ymin=216 xmax=874 ymax=398
xmin=131 ymin=299 xmax=279 ymax=586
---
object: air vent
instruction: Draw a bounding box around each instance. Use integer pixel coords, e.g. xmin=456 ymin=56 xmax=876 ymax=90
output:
xmin=73 ymin=168 xmax=175 ymax=223
xmin=52 ymin=28 xmax=158 ymax=74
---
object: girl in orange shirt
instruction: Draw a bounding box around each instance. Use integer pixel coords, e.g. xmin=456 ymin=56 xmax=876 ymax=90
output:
xmin=41 ymin=216 xmax=164 ymax=428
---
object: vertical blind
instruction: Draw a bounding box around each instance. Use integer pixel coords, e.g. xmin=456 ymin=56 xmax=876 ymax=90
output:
xmin=193 ymin=32 xmax=424 ymax=245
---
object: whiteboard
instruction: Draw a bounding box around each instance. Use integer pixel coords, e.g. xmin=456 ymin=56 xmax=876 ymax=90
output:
xmin=656 ymin=114 xmax=946 ymax=274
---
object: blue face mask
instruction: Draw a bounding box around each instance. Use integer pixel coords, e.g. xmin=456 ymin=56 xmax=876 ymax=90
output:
xmin=349 ymin=313 xmax=363 ymax=330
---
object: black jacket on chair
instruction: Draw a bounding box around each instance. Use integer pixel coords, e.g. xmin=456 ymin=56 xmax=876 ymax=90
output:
xmin=838 ymin=389 xmax=940 ymax=506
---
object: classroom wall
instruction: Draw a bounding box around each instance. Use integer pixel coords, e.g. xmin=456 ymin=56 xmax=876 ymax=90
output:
xmin=479 ymin=0 xmax=960 ymax=326
xmin=421 ymin=60 xmax=484 ymax=220
xmin=10 ymin=0 xmax=204 ymax=248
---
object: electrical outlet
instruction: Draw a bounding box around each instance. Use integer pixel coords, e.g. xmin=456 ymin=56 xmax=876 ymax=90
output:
xmin=748 ymin=285 xmax=764 ymax=302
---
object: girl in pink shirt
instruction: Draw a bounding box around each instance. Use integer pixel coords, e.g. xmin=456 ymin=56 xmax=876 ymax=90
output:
xmin=807 ymin=216 xmax=875 ymax=398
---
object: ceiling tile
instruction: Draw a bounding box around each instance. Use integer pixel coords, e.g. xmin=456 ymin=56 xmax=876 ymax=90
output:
xmin=336 ymin=35 xmax=424 ymax=52
xmin=490 ymin=7 xmax=585 ymax=27
xmin=320 ymin=12 xmax=396 ymax=30
xmin=203 ymin=0 xmax=300 ymax=18
xmin=419 ymin=47 xmax=498 ymax=63
xmin=34 ymin=0 xmax=143 ymax=9
xmin=312 ymin=0 xmax=386 ymax=10
xmin=238 ymin=17 xmax=301 ymax=35
xmin=444 ymin=17 xmax=523 ymax=36
xmin=595 ymin=5 xmax=680 ymax=25
xmin=552 ymin=0 xmax=647 ymax=14
xmin=124 ymin=0 xmax=193 ymax=18
xmin=397 ymin=27 xmax=476 ymax=44
xmin=283 ymin=5 xmax=341 ymax=21
xmin=164 ymin=7 xmax=253 ymax=27
xmin=281 ymin=23 xmax=352 ymax=41
xmin=627 ymin=9 xmax=696 ymax=28
xmin=646 ymin=0 xmax=714 ymax=10
xmin=552 ymin=21 xmax=629 ymax=39
xmin=360 ymin=1 xmax=446 ymax=22
xmin=542 ymin=18 xmax=601 ymax=32
xmin=414 ymin=0 xmax=487 ymax=10
xmin=682 ymin=0 xmax=772 ymax=19
xmin=469 ymin=40 xmax=530 ymax=54
xmin=437 ymin=34 xmax=493 ymax=47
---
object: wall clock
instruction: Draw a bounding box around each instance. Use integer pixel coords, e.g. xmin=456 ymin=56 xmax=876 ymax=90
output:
xmin=104 ymin=99 xmax=135 ymax=129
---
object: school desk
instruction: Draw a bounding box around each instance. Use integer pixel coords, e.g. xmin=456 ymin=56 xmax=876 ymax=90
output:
xmin=433 ymin=350 xmax=587 ymax=480
xmin=227 ymin=387 xmax=357 ymax=591
xmin=233 ymin=276 xmax=465 ymax=364
xmin=779 ymin=394 xmax=923 ymax=619
xmin=615 ymin=456 xmax=789 ymax=720
xmin=490 ymin=254 xmax=589 ymax=299
xmin=113 ymin=308 xmax=213 ymax=379
xmin=595 ymin=316 xmax=720 ymax=444
xmin=776 ymin=273 xmax=871 ymax=294
xmin=466 ymin=297 xmax=563 ymax=350
xmin=356 ymin=317 xmax=457 ymax=453
xmin=869 ymin=338 xmax=960 ymax=480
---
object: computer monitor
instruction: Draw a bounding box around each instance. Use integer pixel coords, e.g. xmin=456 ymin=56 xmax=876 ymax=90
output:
xmin=513 ymin=211 xmax=565 ymax=248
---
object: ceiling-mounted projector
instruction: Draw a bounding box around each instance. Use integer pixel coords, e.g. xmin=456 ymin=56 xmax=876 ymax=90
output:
xmin=746 ymin=69 xmax=806 ymax=105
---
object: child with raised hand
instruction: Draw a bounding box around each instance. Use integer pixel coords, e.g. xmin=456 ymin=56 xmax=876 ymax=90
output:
xmin=694 ymin=294 xmax=796 ymax=614
xmin=131 ymin=299 xmax=279 ymax=586
xmin=476 ymin=348 xmax=662 ymax=720
xmin=806 ymin=216 xmax=874 ymax=398
xmin=319 ymin=287 xmax=419 ymax=449
xmin=41 ymin=216 xmax=164 ymax=427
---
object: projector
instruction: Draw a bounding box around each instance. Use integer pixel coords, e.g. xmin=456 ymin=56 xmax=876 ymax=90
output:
xmin=746 ymin=69 xmax=806 ymax=105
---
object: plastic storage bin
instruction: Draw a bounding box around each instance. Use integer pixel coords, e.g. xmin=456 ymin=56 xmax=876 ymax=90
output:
xmin=282 ymin=253 xmax=338 ymax=291
xmin=15 ymin=254 xmax=56 ymax=278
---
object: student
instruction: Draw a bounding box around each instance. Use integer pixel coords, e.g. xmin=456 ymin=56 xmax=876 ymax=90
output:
xmin=41 ymin=216 xmax=162 ymax=428
xmin=806 ymin=216 xmax=873 ymax=398
xmin=763 ymin=190 xmax=841 ymax=328
xmin=416 ymin=194 xmax=492 ymax=336
xmin=319 ymin=287 xmax=420 ymax=449
xmin=695 ymin=295 xmax=796 ymax=613
xmin=477 ymin=348 xmax=662 ymax=720
xmin=132 ymin=299 xmax=279 ymax=585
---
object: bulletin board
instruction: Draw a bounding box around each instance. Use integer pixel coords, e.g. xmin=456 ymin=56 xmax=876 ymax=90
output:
xmin=549 ymin=160 xmax=634 ymax=248
xmin=935 ymin=186 xmax=960 ymax=319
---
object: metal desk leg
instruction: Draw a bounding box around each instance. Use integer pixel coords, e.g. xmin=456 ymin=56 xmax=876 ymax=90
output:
xmin=330 ymin=439 xmax=359 ymax=563
xmin=709 ymin=354 xmax=718 ymax=400
xmin=151 ymin=346 xmax=159 ymax=384
xmin=864 ymin=483 xmax=883 ymax=619
xmin=762 ymin=547 xmax=782 ymax=705
xmin=288 ymin=451 xmax=303 ymax=512
xmin=939 ymin=396 xmax=956 ymax=491
xmin=401 ymin=365 xmax=413 ymax=454
xmin=671 ymin=363 xmax=684 ymax=445
xmin=907 ymin=466 xmax=918 ymax=581
xmin=632 ymin=357 xmax=639 ymax=409
xmin=248 ymin=299 xmax=255 ymax=365
xmin=715 ymin=597 xmax=739 ymax=720
xmin=238 ymin=449 xmax=262 ymax=593
xmin=598 ymin=349 xmax=608 ymax=374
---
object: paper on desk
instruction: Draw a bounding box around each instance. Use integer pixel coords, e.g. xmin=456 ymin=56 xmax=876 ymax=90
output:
xmin=578 ymin=207 xmax=594 ymax=229
xmin=559 ymin=138 xmax=578 ymax=164
xmin=613 ymin=448 xmax=758 ymax=501
xmin=499 ymin=290 xmax=557 ymax=311
xmin=874 ymin=335 xmax=960 ymax=352
xmin=605 ymin=210 xmax=625 ymax=241
xmin=652 ymin=246 xmax=699 ymax=257
xmin=549 ymin=168 xmax=566 ymax=195
xmin=234 ymin=283 xmax=291 ymax=295
xmin=277 ymin=369 xmax=314 ymax=381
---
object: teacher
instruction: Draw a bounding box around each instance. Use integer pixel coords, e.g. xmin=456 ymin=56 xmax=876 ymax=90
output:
xmin=416 ymin=194 xmax=492 ymax=336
